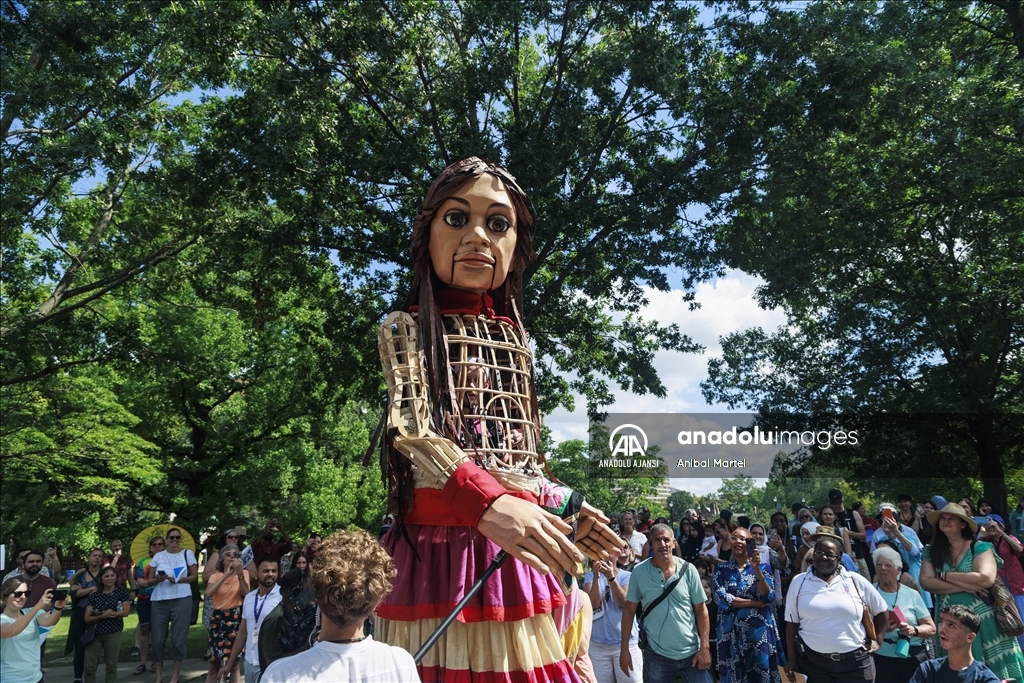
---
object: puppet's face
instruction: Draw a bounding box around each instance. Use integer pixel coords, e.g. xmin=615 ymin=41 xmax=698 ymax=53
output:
xmin=428 ymin=174 xmax=518 ymax=294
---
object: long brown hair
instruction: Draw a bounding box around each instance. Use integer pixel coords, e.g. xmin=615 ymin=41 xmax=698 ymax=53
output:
xmin=928 ymin=513 xmax=975 ymax=570
xmin=387 ymin=157 xmax=538 ymax=517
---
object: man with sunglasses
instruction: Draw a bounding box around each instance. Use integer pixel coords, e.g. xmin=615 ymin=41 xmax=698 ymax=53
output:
xmin=585 ymin=557 xmax=641 ymax=682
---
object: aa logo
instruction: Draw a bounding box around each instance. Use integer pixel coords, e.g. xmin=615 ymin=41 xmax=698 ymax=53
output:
xmin=608 ymin=424 xmax=648 ymax=458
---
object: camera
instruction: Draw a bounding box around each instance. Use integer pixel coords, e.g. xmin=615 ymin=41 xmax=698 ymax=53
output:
xmin=52 ymin=589 xmax=67 ymax=601
xmin=270 ymin=516 xmax=280 ymax=525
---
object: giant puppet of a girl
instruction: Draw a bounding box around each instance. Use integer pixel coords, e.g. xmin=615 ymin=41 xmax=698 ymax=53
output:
xmin=376 ymin=157 xmax=623 ymax=683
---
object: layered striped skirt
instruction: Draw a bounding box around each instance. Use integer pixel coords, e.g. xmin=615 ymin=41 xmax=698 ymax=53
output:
xmin=378 ymin=523 xmax=584 ymax=683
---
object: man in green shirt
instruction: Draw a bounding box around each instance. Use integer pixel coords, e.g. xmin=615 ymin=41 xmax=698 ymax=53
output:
xmin=620 ymin=523 xmax=712 ymax=683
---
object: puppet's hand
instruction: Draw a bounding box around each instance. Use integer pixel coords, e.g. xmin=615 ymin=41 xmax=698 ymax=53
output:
xmin=575 ymin=502 xmax=625 ymax=562
xmin=478 ymin=495 xmax=584 ymax=576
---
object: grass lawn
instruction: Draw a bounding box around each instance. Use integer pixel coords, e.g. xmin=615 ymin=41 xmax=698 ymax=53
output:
xmin=43 ymin=604 xmax=209 ymax=665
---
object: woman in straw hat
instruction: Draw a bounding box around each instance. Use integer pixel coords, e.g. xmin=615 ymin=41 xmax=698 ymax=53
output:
xmin=921 ymin=502 xmax=1024 ymax=680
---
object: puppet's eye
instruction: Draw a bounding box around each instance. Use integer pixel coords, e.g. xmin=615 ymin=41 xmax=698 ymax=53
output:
xmin=443 ymin=211 xmax=467 ymax=228
xmin=487 ymin=215 xmax=511 ymax=233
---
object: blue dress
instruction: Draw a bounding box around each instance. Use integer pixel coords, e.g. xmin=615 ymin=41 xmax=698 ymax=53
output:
xmin=713 ymin=560 xmax=784 ymax=683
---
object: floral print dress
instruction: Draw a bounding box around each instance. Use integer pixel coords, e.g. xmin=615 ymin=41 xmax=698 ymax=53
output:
xmin=713 ymin=560 xmax=784 ymax=683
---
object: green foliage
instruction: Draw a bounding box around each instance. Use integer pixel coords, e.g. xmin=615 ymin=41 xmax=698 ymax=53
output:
xmin=698 ymin=1 xmax=1024 ymax=504
xmin=2 ymin=0 xmax=719 ymax=555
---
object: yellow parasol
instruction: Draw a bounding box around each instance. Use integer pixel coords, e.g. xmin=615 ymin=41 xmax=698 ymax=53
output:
xmin=129 ymin=524 xmax=197 ymax=564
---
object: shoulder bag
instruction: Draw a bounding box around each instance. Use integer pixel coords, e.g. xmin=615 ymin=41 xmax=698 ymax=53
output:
xmin=979 ymin=541 xmax=1024 ymax=637
xmin=849 ymin=575 xmax=878 ymax=643
xmin=636 ymin=560 xmax=688 ymax=651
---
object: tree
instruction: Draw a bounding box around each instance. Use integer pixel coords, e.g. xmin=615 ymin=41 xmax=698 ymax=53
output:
xmin=698 ymin=1 xmax=1024 ymax=508
xmin=203 ymin=0 xmax=719 ymax=415
xmin=666 ymin=489 xmax=697 ymax=522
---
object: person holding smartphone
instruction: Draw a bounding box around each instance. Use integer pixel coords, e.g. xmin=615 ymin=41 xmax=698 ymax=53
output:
xmin=870 ymin=502 xmax=929 ymax=609
xmin=2 ymin=577 xmax=68 ymax=683
xmin=142 ymin=527 xmax=197 ymax=683
xmin=711 ymin=526 xmax=784 ymax=683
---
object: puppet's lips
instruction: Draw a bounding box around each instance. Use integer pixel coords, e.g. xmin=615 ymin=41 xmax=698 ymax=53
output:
xmin=456 ymin=253 xmax=494 ymax=266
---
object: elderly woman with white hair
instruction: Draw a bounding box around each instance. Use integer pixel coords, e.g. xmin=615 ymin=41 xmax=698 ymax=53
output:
xmin=871 ymin=544 xmax=935 ymax=683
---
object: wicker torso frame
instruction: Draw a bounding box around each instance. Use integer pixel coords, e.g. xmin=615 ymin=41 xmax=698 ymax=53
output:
xmin=378 ymin=310 xmax=543 ymax=494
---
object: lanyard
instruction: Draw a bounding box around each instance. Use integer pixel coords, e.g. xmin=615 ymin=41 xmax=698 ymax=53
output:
xmin=254 ymin=590 xmax=271 ymax=626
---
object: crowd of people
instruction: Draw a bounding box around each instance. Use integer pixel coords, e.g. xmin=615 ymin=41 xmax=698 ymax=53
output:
xmin=588 ymin=492 xmax=1024 ymax=683
xmin=2 ymin=492 xmax=1024 ymax=683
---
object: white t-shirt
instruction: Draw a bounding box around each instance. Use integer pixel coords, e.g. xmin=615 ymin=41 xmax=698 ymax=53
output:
xmin=149 ymin=549 xmax=197 ymax=602
xmin=784 ymin=568 xmax=887 ymax=654
xmin=242 ymin=586 xmax=282 ymax=666
xmin=261 ymin=638 xmax=420 ymax=682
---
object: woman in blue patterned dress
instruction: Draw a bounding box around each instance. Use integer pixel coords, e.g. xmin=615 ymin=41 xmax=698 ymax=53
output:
xmin=713 ymin=526 xmax=783 ymax=683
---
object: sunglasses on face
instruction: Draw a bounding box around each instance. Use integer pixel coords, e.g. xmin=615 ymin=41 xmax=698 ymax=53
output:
xmin=11 ymin=591 xmax=29 ymax=598
xmin=167 ymin=535 xmax=181 ymax=540
xmin=150 ymin=542 xmax=164 ymax=547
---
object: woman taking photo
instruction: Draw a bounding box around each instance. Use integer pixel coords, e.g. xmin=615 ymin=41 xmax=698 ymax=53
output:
xmin=783 ymin=529 xmax=888 ymax=683
xmin=142 ymin=527 xmax=198 ymax=683
xmin=921 ymin=502 xmax=1024 ymax=681
xmin=870 ymin=545 xmax=934 ymax=683
xmin=67 ymin=547 xmax=105 ymax=683
xmin=2 ymin=577 xmax=67 ymax=682
xmin=713 ymin=526 xmax=784 ymax=683
xmin=83 ymin=566 xmax=132 ymax=683
xmin=204 ymin=543 xmax=248 ymax=683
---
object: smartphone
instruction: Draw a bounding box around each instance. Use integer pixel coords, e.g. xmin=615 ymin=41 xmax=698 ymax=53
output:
xmin=52 ymin=589 xmax=67 ymax=601
xmin=768 ymin=528 xmax=780 ymax=542
xmin=157 ymin=570 xmax=167 ymax=576
xmin=882 ymin=508 xmax=896 ymax=522
xmin=745 ymin=538 xmax=757 ymax=555
xmin=48 ymin=540 xmax=56 ymax=549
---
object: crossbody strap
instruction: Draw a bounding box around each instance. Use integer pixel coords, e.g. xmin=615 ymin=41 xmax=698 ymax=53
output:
xmin=641 ymin=560 xmax=689 ymax=620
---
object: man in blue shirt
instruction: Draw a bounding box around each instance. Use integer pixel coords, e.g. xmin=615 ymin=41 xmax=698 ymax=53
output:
xmin=620 ymin=524 xmax=712 ymax=683
xmin=910 ymin=605 xmax=999 ymax=683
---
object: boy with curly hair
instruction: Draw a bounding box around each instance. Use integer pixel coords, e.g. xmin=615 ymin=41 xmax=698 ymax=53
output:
xmin=260 ymin=530 xmax=419 ymax=682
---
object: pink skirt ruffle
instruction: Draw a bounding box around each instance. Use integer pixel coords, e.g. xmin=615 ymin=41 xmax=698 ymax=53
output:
xmin=379 ymin=523 xmax=569 ymax=623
